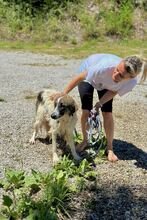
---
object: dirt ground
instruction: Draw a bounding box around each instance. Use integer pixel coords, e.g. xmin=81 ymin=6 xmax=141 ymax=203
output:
xmin=0 ymin=52 xmax=147 ymax=219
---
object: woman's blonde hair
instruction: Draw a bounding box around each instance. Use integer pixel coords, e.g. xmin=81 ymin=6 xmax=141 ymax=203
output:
xmin=124 ymin=55 xmax=147 ymax=83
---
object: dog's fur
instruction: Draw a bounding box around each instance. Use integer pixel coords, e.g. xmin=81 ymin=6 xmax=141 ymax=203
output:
xmin=30 ymin=89 xmax=80 ymax=163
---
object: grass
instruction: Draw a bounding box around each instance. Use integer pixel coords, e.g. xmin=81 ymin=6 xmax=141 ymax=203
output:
xmin=0 ymin=39 xmax=146 ymax=59
xmin=25 ymin=95 xmax=36 ymax=100
xmin=0 ymin=97 xmax=6 ymax=102
xmin=23 ymin=90 xmax=36 ymax=100
xmin=114 ymin=113 xmax=123 ymax=119
xmin=0 ymin=215 xmax=7 ymax=220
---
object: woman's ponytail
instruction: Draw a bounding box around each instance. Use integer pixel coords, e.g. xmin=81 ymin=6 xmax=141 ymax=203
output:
xmin=140 ymin=57 xmax=147 ymax=83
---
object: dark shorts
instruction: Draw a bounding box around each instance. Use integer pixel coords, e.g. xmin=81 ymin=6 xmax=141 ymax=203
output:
xmin=78 ymin=81 xmax=113 ymax=112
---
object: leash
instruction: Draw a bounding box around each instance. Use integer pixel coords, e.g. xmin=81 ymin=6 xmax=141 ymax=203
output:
xmin=74 ymin=108 xmax=105 ymax=159
xmin=87 ymin=108 xmax=103 ymax=147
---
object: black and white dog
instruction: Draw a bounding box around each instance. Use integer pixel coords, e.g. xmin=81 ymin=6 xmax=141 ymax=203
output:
xmin=30 ymin=89 xmax=81 ymax=163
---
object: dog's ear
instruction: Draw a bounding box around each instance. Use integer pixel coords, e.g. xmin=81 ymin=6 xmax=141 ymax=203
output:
xmin=68 ymin=105 xmax=76 ymax=116
xmin=37 ymin=91 xmax=43 ymax=103
xmin=68 ymin=101 xmax=78 ymax=116
xmin=36 ymin=91 xmax=44 ymax=112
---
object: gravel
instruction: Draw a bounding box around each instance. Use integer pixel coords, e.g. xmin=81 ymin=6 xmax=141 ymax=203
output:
xmin=0 ymin=51 xmax=147 ymax=219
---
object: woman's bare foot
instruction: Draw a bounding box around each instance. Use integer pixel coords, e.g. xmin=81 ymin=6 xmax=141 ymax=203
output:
xmin=76 ymin=140 xmax=88 ymax=153
xmin=107 ymin=150 xmax=118 ymax=162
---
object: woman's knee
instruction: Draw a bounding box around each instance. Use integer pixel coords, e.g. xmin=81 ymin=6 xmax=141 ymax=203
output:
xmin=81 ymin=110 xmax=90 ymax=120
xmin=102 ymin=112 xmax=113 ymax=120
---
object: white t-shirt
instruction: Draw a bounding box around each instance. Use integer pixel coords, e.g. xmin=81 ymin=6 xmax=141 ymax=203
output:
xmin=78 ymin=54 xmax=137 ymax=96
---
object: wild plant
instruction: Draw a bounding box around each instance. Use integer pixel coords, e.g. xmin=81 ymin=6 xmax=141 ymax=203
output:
xmin=0 ymin=155 xmax=97 ymax=219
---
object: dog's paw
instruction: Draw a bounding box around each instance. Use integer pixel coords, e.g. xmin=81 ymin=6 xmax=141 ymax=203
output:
xmin=53 ymin=153 xmax=59 ymax=164
xmin=29 ymin=138 xmax=35 ymax=144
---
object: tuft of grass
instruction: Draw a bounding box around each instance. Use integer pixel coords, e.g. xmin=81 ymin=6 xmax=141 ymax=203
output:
xmin=24 ymin=90 xmax=36 ymax=100
xmin=115 ymin=113 xmax=123 ymax=118
xmin=0 ymin=215 xmax=7 ymax=220
xmin=25 ymin=95 xmax=36 ymax=100
xmin=0 ymin=97 xmax=6 ymax=102
xmin=103 ymin=1 xmax=134 ymax=38
xmin=79 ymin=11 xmax=100 ymax=40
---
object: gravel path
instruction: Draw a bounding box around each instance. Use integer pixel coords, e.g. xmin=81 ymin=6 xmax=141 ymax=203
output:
xmin=0 ymin=51 xmax=147 ymax=219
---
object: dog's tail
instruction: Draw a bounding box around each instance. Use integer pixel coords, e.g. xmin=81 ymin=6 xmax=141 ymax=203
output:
xmin=36 ymin=91 xmax=44 ymax=112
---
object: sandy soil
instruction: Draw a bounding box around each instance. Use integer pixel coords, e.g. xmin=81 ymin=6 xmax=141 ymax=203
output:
xmin=0 ymin=52 xmax=147 ymax=220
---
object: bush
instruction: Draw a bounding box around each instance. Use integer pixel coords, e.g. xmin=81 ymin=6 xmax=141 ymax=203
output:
xmin=103 ymin=1 xmax=134 ymax=37
xmin=0 ymin=0 xmax=146 ymax=42
xmin=79 ymin=11 xmax=100 ymax=40
xmin=3 ymin=0 xmax=80 ymax=14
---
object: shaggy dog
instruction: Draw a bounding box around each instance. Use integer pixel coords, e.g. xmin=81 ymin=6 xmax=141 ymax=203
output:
xmin=30 ymin=89 xmax=81 ymax=163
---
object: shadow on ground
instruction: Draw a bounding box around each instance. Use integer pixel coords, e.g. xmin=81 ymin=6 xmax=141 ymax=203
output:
xmin=83 ymin=184 xmax=146 ymax=220
xmin=82 ymin=139 xmax=147 ymax=219
xmin=36 ymin=137 xmax=147 ymax=169
xmin=30 ymin=138 xmax=146 ymax=220
xmin=113 ymin=139 xmax=147 ymax=170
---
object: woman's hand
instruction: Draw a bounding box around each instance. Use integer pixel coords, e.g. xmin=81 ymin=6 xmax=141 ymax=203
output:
xmin=50 ymin=92 xmax=65 ymax=101
xmin=94 ymin=101 xmax=103 ymax=112
xmin=50 ymin=71 xmax=87 ymax=101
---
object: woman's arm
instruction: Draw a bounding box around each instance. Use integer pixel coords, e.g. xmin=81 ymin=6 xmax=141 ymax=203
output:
xmin=95 ymin=90 xmax=117 ymax=110
xmin=51 ymin=70 xmax=87 ymax=100
xmin=63 ymin=70 xmax=87 ymax=94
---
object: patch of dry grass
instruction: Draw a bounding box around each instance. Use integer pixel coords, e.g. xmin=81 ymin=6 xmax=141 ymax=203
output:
xmin=0 ymin=97 xmax=6 ymax=102
xmin=23 ymin=90 xmax=36 ymax=100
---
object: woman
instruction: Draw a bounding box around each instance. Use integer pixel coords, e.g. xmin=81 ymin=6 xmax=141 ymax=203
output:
xmin=52 ymin=54 xmax=147 ymax=162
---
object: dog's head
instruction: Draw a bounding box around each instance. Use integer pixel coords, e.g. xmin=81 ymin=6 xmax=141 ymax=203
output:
xmin=51 ymin=95 xmax=78 ymax=120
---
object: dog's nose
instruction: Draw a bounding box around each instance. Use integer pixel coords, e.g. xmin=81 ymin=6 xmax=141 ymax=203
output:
xmin=51 ymin=112 xmax=58 ymax=119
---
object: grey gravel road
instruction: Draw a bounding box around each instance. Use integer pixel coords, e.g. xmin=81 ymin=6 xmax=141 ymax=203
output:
xmin=0 ymin=51 xmax=147 ymax=219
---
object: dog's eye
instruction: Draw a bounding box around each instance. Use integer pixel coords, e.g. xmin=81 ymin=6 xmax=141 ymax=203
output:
xmin=59 ymin=103 xmax=66 ymax=108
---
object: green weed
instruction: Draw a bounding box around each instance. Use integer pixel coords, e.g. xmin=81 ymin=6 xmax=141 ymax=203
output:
xmin=0 ymin=155 xmax=97 ymax=219
xmin=0 ymin=0 xmax=146 ymax=43
xmin=79 ymin=11 xmax=100 ymax=40
xmin=0 ymin=97 xmax=6 ymax=102
xmin=103 ymin=1 xmax=134 ymax=37
xmin=24 ymin=90 xmax=36 ymax=100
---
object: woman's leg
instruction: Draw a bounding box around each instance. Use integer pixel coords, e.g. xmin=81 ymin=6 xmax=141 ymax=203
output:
xmin=97 ymin=89 xmax=118 ymax=162
xmin=102 ymin=112 xmax=118 ymax=162
xmin=76 ymin=109 xmax=90 ymax=152
xmin=77 ymin=81 xmax=94 ymax=152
